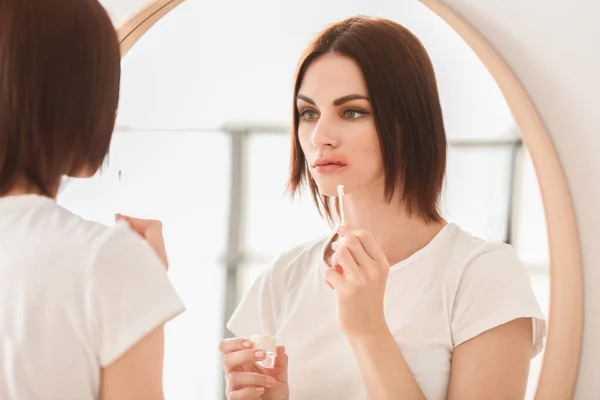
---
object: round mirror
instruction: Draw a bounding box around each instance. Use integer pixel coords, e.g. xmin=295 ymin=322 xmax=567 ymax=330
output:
xmin=58 ymin=0 xmax=582 ymax=398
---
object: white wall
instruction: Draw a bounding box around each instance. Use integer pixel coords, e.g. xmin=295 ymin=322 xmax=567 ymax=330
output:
xmin=113 ymin=0 xmax=515 ymax=136
xmin=440 ymin=0 xmax=600 ymax=397
xmin=101 ymin=0 xmax=151 ymax=27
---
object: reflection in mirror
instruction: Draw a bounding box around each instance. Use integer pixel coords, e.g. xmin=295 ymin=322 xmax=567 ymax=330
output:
xmin=60 ymin=1 xmax=549 ymax=398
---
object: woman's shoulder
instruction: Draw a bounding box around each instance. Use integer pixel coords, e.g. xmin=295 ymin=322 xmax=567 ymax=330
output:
xmin=51 ymin=204 xmax=135 ymax=253
xmin=439 ymin=223 xmax=518 ymax=260
xmin=440 ymin=224 xmax=529 ymax=286
xmin=440 ymin=224 xmax=546 ymax=352
xmin=29 ymin=201 xmax=153 ymax=270
xmin=1 ymin=196 xmax=122 ymax=254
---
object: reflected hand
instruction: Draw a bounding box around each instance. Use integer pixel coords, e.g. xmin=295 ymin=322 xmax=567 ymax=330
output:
xmin=115 ymin=214 xmax=168 ymax=269
xmin=325 ymin=225 xmax=390 ymax=336
xmin=219 ymin=338 xmax=289 ymax=400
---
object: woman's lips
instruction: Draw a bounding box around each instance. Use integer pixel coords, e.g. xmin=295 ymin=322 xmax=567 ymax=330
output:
xmin=313 ymin=163 xmax=347 ymax=174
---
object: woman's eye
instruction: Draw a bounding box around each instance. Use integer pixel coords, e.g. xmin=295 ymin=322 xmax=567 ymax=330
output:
xmin=343 ymin=109 xmax=365 ymax=119
xmin=300 ymin=110 xmax=318 ymax=121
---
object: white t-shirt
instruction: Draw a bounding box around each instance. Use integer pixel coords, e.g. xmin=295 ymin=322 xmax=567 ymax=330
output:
xmin=227 ymin=222 xmax=546 ymax=400
xmin=0 ymin=195 xmax=185 ymax=400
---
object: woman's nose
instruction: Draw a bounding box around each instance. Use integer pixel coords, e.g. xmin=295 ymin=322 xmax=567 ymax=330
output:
xmin=311 ymin=117 xmax=338 ymax=148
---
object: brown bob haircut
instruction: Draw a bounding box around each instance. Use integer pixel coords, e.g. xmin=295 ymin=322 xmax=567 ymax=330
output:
xmin=288 ymin=15 xmax=447 ymax=223
xmin=0 ymin=0 xmax=121 ymax=197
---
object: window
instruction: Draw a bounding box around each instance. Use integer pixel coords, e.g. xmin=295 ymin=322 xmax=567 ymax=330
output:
xmin=58 ymin=130 xmax=230 ymax=399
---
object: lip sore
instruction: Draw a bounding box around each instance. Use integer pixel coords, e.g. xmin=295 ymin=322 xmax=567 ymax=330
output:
xmin=313 ymin=158 xmax=347 ymax=174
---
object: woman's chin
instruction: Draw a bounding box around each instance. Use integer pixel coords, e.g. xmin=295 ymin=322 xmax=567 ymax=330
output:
xmin=315 ymin=183 xmax=344 ymax=199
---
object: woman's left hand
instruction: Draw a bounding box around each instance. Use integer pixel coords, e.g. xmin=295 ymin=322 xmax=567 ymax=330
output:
xmin=325 ymin=225 xmax=390 ymax=336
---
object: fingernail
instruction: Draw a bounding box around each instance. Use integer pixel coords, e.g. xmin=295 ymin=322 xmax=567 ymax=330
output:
xmin=266 ymin=377 xmax=276 ymax=386
xmin=242 ymin=341 xmax=252 ymax=348
xmin=331 ymin=241 xmax=339 ymax=250
xmin=255 ymin=351 xmax=265 ymax=359
xmin=334 ymin=265 xmax=344 ymax=275
xmin=256 ymin=387 xmax=265 ymax=394
xmin=337 ymin=225 xmax=348 ymax=234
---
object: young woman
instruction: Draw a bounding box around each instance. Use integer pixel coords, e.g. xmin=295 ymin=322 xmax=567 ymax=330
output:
xmin=220 ymin=15 xmax=545 ymax=400
xmin=0 ymin=1 xmax=184 ymax=399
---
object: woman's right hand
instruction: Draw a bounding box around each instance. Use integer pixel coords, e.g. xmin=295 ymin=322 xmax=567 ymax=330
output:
xmin=219 ymin=338 xmax=289 ymax=400
xmin=115 ymin=214 xmax=168 ymax=269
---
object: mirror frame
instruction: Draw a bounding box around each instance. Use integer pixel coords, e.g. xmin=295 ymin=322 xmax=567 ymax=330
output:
xmin=116 ymin=1 xmax=583 ymax=398
xmin=117 ymin=0 xmax=185 ymax=56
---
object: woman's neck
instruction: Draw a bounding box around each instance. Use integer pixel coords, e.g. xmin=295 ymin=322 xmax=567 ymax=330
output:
xmin=339 ymin=187 xmax=446 ymax=266
xmin=1 ymin=181 xmax=56 ymax=199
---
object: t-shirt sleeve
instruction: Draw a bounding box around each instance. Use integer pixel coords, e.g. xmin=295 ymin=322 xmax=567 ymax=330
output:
xmin=450 ymin=242 xmax=546 ymax=357
xmin=226 ymin=261 xmax=281 ymax=339
xmin=86 ymin=223 xmax=186 ymax=367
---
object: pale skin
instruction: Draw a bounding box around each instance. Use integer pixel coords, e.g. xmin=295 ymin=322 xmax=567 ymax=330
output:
xmin=221 ymin=52 xmax=533 ymax=399
xmin=6 ymin=175 xmax=170 ymax=400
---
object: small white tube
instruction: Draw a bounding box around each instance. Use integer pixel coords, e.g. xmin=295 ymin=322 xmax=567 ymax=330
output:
xmin=337 ymin=184 xmax=345 ymax=226
xmin=251 ymin=334 xmax=277 ymax=369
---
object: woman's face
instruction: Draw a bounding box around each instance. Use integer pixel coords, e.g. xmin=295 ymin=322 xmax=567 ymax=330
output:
xmin=296 ymin=52 xmax=384 ymax=198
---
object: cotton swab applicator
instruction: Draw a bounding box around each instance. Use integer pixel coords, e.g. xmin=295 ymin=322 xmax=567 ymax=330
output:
xmin=337 ymin=184 xmax=345 ymax=227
